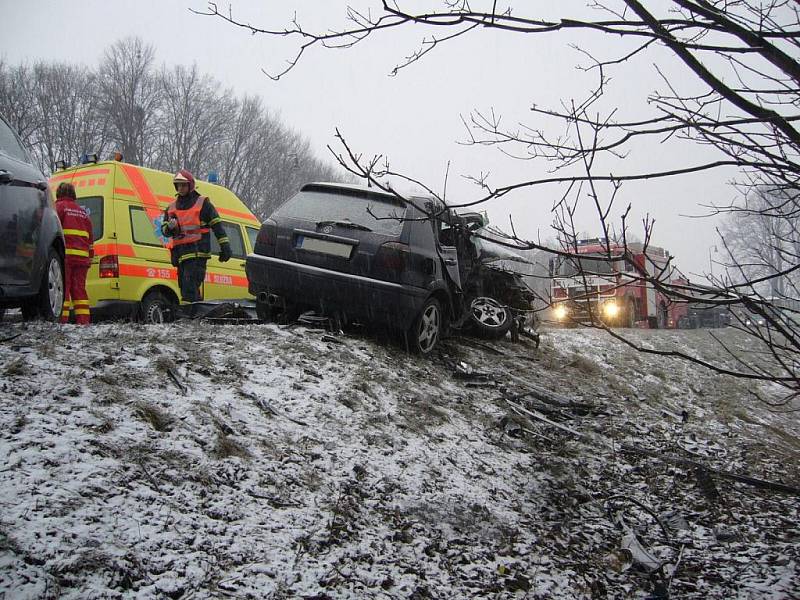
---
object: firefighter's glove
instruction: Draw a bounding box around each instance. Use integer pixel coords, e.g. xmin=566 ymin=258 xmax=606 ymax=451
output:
xmin=219 ymin=243 xmax=232 ymax=263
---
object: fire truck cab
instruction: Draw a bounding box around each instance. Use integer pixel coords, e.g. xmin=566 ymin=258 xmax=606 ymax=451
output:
xmin=549 ymin=238 xmax=687 ymax=328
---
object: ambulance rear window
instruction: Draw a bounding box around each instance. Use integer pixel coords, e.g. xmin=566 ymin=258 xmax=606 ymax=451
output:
xmin=130 ymin=206 xmax=166 ymax=247
xmin=75 ymin=196 xmax=103 ymax=242
xmin=210 ymin=221 xmax=245 ymax=258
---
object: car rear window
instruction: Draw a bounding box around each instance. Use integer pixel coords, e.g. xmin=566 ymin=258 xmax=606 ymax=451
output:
xmin=274 ymin=189 xmax=407 ymax=236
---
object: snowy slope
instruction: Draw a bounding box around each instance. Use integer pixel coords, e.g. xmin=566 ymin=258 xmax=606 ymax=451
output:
xmin=0 ymin=321 xmax=798 ymax=599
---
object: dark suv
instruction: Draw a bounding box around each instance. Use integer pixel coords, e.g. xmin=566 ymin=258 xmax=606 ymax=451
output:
xmin=0 ymin=115 xmax=64 ymax=321
xmin=246 ymin=182 xmax=536 ymax=354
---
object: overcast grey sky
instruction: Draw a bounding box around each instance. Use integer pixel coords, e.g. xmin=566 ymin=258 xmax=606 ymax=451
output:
xmin=1 ymin=1 xmax=733 ymax=278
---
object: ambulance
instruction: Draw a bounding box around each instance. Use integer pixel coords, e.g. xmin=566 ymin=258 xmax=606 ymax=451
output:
xmin=49 ymin=157 xmax=261 ymax=322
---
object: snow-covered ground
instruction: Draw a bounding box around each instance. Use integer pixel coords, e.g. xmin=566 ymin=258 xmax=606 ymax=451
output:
xmin=1 ymin=320 xmax=798 ymax=599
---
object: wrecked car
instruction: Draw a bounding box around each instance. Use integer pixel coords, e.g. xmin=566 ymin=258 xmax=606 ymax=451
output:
xmin=245 ymin=182 xmax=537 ymax=354
xmin=443 ymin=211 xmax=538 ymax=340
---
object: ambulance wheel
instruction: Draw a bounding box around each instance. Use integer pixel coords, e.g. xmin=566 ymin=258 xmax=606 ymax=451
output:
xmin=140 ymin=292 xmax=175 ymax=324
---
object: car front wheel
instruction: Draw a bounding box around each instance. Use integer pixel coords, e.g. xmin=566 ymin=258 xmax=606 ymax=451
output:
xmin=408 ymin=297 xmax=442 ymax=355
xmin=25 ymin=249 xmax=64 ymax=321
xmin=469 ymin=296 xmax=512 ymax=339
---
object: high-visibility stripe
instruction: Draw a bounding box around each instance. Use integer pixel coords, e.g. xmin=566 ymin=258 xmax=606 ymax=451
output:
xmin=93 ymin=243 xmax=136 ymax=257
xmin=62 ymin=300 xmax=73 ymax=308
xmin=203 ymin=271 xmax=249 ymax=288
xmin=115 ymin=262 xmax=248 ymax=288
xmin=217 ymin=206 xmax=260 ymax=224
xmin=74 ymin=309 xmax=90 ymax=315
xmin=118 ymin=263 xmax=177 ymax=280
xmin=73 ymin=300 xmax=90 ymax=307
xmin=178 ymin=252 xmax=211 ymax=263
xmin=63 ymin=229 xmax=89 ymax=237
xmin=65 ymin=248 xmax=90 ymax=257
xmin=118 ymin=165 xmax=163 ymax=229
xmin=50 ymin=168 xmax=111 ymax=182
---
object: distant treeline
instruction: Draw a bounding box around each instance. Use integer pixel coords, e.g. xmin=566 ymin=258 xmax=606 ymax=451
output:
xmin=0 ymin=37 xmax=345 ymax=220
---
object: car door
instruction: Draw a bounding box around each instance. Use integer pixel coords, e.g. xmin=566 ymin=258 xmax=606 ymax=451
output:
xmin=0 ymin=117 xmax=48 ymax=287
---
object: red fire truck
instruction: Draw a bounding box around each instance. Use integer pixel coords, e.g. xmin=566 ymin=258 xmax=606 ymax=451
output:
xmin=550 ymin=238 xmax=688 ymax=328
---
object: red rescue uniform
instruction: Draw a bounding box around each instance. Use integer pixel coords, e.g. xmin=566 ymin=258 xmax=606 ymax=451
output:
xmin=56 ymin=196 xmax=93 ymax=324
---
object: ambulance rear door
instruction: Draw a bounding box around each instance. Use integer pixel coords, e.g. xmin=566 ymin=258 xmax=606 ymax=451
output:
xmin=207 ymin=220 xmax=252 ymax=300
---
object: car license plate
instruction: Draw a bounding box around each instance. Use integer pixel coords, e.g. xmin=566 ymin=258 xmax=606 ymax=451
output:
xmin=296 ymin=235 xmax=353 ymax=258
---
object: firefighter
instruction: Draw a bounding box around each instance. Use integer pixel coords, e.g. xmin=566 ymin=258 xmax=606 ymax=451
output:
xmin=55 ymin=182 xmax=93 ymax=325
xmin=161 ymin=169 xmax=232 ymax=315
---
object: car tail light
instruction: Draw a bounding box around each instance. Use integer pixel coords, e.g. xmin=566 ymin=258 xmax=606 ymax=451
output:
xmin=99 ymin=255 xmax=119 ymax=278
xmin=375 ymin=241 xmax=408 ymax=273
xmin=256 ymin=219 xmax=277 ymax=247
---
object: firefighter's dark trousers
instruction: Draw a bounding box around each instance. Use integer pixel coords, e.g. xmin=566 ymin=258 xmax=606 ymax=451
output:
xmin=61 ymin=261 xmax=90 ymax=325
xmin=177 ymin=257 xmax=207 ymax=303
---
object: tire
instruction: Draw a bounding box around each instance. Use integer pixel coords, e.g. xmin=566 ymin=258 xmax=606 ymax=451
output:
xmin=140 ymin=292 xmax=175 ymax=324
xmin=469 ymin=296 xmax=512 ymax=339
xmin=26 ymin=249 xmax=64 ymax=322
xmin=407 ymin=297 xmax=442 ymax=355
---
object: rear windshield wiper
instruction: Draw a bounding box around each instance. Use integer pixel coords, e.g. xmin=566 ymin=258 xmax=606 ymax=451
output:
xmin=316 ymin=220 xmax=373 ymax=232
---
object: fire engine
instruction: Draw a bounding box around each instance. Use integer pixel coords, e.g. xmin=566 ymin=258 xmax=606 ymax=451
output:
xmin=550 ymin=238 xmax=688 ymax=328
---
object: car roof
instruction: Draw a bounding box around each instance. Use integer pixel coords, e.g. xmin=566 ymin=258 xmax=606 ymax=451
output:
xmin=301 ymin=181 xmax=397 ymax=198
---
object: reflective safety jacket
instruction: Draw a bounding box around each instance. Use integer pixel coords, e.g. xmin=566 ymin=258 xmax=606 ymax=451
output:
xmin=162 ymin=190 xmax=229 ymax=265
xmin=167 ymin=196 xmax=209 ymax=247
xmin=56 ymin=197 xmax=93 ymax=266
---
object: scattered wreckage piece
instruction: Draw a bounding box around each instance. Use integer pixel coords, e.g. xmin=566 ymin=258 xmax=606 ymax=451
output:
xmin=239 ymin=390 xmax=308 ymax=427
xmin=621 ymin=443 xmax=800 ymax=496
xmin=167 ymin=367 xmax=188 ymax=395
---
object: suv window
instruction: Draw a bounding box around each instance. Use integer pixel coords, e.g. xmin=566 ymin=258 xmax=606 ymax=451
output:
xmin=76 ymin=197 xmax=103 ymax=242
xmin=275 ymin=190 xmax=407 ymax=236
xmin=0 ymin=118 xmax=31 ymax=163
xmin=211 ymin=222 xmax=245 ymax=257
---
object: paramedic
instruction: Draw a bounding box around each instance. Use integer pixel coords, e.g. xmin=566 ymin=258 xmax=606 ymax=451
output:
xmin=55 ymin=182 xmax=93 ymax=325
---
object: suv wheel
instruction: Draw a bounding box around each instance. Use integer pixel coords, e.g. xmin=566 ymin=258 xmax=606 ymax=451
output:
xmin=408 ymin=297 xmax=442 ymax=355
xmin=140 ymin=292 xmax=175 ymax=324
xmin=25 ymin=249 xmax=64 ymax=321
xmin=469 ymin=296 xmax=511 ymax=339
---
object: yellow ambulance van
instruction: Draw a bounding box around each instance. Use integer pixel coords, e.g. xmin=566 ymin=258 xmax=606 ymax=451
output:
xmin=49 ymin=158 xmax=261 ymax=322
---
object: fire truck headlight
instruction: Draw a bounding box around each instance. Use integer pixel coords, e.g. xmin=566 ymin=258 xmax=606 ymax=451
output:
xmin=553 ymin=304 xmax=568 ymax=321
xmin=603 ymin=301 xmax=620 ymax=319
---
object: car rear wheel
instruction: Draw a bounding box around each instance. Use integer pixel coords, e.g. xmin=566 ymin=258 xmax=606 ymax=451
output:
xmin=469 ymin=296 xmax=512 ymax=339
xmin=408 ymin=297 xmax=442 ymax=355
xmin=24 ymin=249 xmax=64 ymax=321
xmin=140 ymin=292 xmax=175 ymax=324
